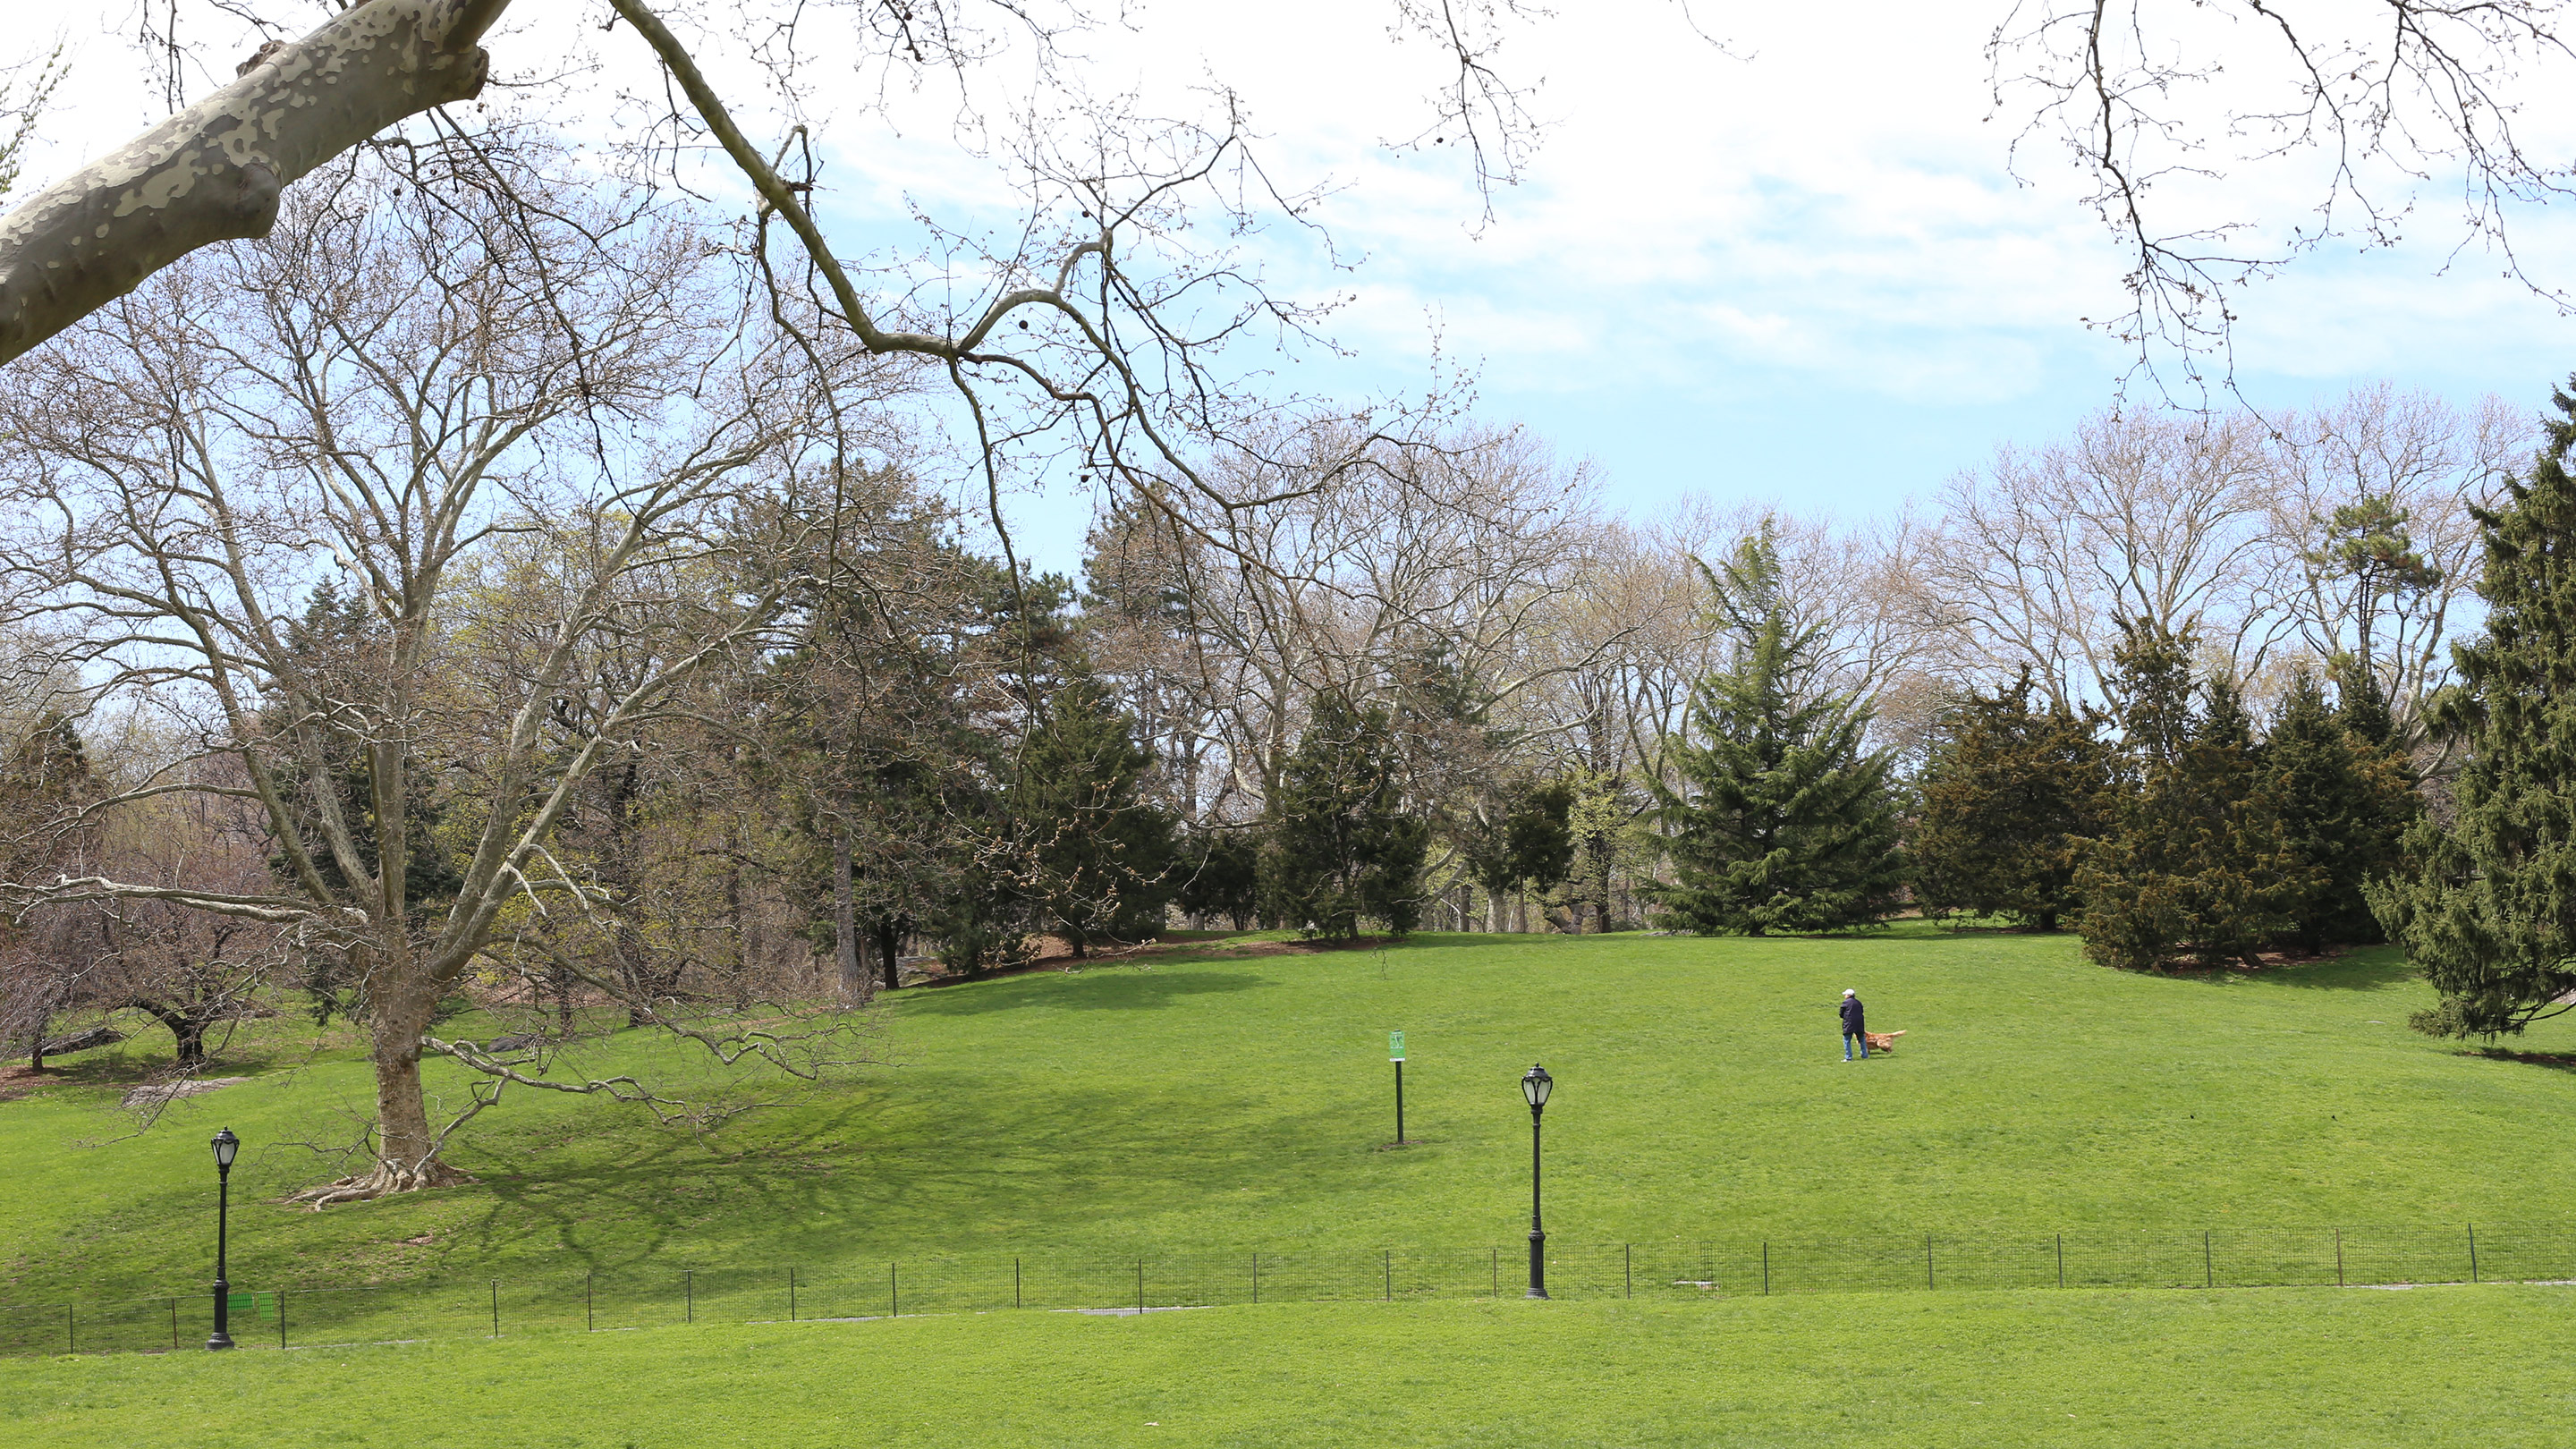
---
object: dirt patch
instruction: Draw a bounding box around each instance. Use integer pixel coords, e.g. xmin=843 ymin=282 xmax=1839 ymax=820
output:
xmin=0 ymin=1063 xmax=49 ymax=1103
xmin=120 ymin=1076 xmax=250 ymax=1109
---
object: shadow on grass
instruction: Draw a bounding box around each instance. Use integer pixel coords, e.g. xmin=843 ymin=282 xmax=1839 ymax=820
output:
xmin=894 ymin=967 xmax=1268 ymax=1017
xmin=429 ymin=1076 xmax=1389 ymax=1278
xmin=2246 ymin=947 xmax=2417 ymax=993
xmin=2462 ymin=1047 xmax=2576 ymax=1074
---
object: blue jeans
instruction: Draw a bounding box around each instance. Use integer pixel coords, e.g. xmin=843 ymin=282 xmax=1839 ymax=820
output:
xmin=1844 ymin=1031 xmax=1868 ymax=1060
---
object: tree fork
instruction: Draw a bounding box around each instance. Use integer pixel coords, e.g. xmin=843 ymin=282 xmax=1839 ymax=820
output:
xmin=0 ymin=0 xmax=509 ymax=364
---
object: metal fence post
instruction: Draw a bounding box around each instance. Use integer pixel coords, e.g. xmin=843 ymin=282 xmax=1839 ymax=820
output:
xmin=1490 ymin=1246 xmax=1498 ymax=1297
xmin=890 ymin=1261 xmax=899 ymax=1318
xmin=586 ymin=1271 xmax=595 ymax=1332
xmin=1015 ymin=1257 xmax=1023 ymax=1309
xmin=1625 ymin=1243 xmax=1633 ymax=1300
xmin=2203 ymin=1231 xmax=2213 ymax=1289
xmin=789 ymin=1267 xmax=798 ymax=1322
xmin=2335 ymin=1229 xmax=2344 ymax=1287
xmin=1926 ymin=1234 xmax=1935 ymax=1291
xmin=1384 ymin=1250 xmax=1392 ymax=1301
xmin=2469 ymin=1224 xmax=2479 ymax=1284
xmin=168 ymin=1297 xmax=178 ymax=1351
xmin=278 ymin=1291 xmax=287 ymax=1351
xmin=1136 ymin=1259 xmax=1145 ymax=1314
xmin=684 ymin=1269 xmax=693 ymax=1324
xmin=2055 ymin=1233 xmax=2064 ymax=1289
xmin=491 ymin=1279 xmax=500 ymax=1337
xmin=1761 ymin=1241 xmax=1770 ymax=1296
xmin=1250 ymin=1253 xmax=1259 ymax=1305
xmin=64 ymin=1305 xmax=72 ymax=1353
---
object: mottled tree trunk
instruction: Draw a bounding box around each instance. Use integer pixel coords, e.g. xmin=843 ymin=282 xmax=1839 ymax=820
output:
xmin=0 ymin=0 xmax=509 ymax=362
xmin=288 ymin=944 xmax=471 ymax=1207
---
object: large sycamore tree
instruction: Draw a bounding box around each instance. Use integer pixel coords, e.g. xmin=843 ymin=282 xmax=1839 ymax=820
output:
xmin=0 ymin=153 xmax=883 ymax=1200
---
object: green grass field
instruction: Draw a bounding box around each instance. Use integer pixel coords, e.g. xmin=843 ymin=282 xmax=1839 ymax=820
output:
xmin=7 ymin=926 xmax=2576 ymax=1440
xmin=8 ymin=1288 xmax=2575 ymax=1447
xmin=8 ymin=926 xmax=2574 ymax=1305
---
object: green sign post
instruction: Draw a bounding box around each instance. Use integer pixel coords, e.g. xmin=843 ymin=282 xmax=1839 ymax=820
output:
xmin=1389 ymin=1031 xmax=1409 ymax=1145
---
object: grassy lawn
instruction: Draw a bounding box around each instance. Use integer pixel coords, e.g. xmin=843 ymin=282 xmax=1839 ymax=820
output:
xmin=6 ymin=1286 xmax=2573 ymax=1447
xmin=6 ymin=925 xmax=2575 ymax=1311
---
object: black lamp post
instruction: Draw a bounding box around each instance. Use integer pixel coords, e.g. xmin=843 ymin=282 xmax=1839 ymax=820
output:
xmin=207 ymin=1127 xmax=239 ymax=1351
xmin=1521 ymin=1063 xmax=1552 ymax=1299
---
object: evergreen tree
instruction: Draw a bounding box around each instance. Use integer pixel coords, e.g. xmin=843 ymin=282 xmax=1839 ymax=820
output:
xmin=2371 ymin=378 xmax=2576 ymax=1038
xmin=1911 ymin=669 xmax=2112 ymax=931
xmin=2075 ymin=622 xmax=2317 ymax=970
xmin=1460 ymin=775 xmax=1577 ymax=931
xmin=1177 ymin=826 xmax=1262 ymax=930
xmin=1648 ymin=526 xmax=1903 ymax=936
xmin=1007 ymin=674 xmax=1178 ymax=954
xmin=2264 ymin=667 xmax=2419 ymax=952
xmin=1260 ymin=692 xmax=1431 ymax=940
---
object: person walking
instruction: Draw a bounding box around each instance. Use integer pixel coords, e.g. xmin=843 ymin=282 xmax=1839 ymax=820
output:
xmin=1840 ymin=988 xmax=1869 ymax=1061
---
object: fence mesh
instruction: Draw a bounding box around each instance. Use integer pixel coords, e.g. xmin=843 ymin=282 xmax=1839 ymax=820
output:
xmin=4 ymin=1222 xmax=2559 ymax=1358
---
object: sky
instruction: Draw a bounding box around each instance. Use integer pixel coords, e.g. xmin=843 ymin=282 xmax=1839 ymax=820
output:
xmin=13 ymin=1 xmax=2576 ymax=578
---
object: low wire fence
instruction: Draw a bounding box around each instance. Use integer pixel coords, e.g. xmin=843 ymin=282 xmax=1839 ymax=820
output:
xmin=8 ymin=1222 xmax=2567 ymax=1357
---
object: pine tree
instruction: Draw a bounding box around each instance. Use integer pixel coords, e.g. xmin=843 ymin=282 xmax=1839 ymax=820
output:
xmin=1460 ymin=776 xmax=1577 ymax=931
xmin=2264 ymin=667 xmax=2419 ymax=952
xmin=2076 ymin=622 xmax=2318 ymax=970
xmin=1911 ymin=670 xmax=2112 ymax=931
xmin=1008 ymin=674 xmax=1178 ymax=954
xmin=1261 ymin=693 xmax=1431 ymax=940
xmin=1177 ymin=826 xmax=1262 ymax=930
xmin=2371 ymin=377 xmax=2576 ymax=1038
xmin=1648 ymin=527 xmax=1903 ymax=936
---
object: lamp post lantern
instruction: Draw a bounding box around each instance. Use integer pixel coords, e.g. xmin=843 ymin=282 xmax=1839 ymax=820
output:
xmin=207 ymin=1127 xmax=239 ymax=1350
xmin=1521 ymin=1063 xmax=1552 ymax=1299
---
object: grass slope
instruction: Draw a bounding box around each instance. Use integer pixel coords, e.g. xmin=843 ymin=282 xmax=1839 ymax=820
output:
xmin=6 ymin=927 xmax=2574 ymax=1308
xmin=6 ymin=1287 xmax=2574 ymax=1447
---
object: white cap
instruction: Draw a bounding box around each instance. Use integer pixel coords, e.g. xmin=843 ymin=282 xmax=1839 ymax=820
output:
xmin=1843 ymin=988 xmax=1856 ymax=996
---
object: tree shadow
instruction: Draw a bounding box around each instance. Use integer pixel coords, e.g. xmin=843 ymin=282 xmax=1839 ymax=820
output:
xmin=2244 ymin=947 xmax=2417 ymax=992
xmin=2461 ymin=1047 xmax=2576 ymax=1074
xmin=894 ymin=967 xmax=1268 ymax=1018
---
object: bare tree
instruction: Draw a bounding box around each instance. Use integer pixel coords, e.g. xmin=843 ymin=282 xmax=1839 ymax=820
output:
xmin=0 ymin=149 xmax=894 ymax=1200
xmin=2263 ymin=384 xmax=2517 ymax=736
xmin=77 ymin=786 xmax=287 ymax=1070
xmin=1920 ymin=407 xmax=2284 ymax=707
xmin=1990 ymin=0 xmax=2576 ymax=379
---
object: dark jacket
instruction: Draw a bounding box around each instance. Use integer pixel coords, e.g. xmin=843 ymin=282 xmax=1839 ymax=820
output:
xmin=1839 ymin=996 xmax=1866 ymax=1035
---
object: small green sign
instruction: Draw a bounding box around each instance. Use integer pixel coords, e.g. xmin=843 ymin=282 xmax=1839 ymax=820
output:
xmin=1389 ymin=1030 xmax=1405 ymax=1061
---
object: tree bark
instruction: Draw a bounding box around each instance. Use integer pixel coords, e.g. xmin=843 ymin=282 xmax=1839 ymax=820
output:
xmin=832 ymin=824 xmax=863 ymax=1002
xmin=0 ymin=0 xmax=508 ymax=363
xmin=873 ymin=917 xmax=901 ymax=994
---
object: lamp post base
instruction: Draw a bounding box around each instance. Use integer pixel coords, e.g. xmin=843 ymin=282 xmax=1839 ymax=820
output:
xmin=208 ymin=1278 xmax=233 ymax=1350
xmin=1526 ymin=1231 xmax=1548 ymax=1299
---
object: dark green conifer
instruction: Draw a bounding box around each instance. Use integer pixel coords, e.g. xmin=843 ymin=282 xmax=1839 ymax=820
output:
xmin=2076 ymin=622 xmax=2317 ymax=970
xmin=2371 ymin=378 xmax=2576 ymax=1038
xmin=1260 ymin=693 xmax=1431 ymax=940
xmin=1461 ymin=776 xmax=1578 ymax=928
xmin=1177 ymin=827 xmax=1262 ymax=930
xmin=1911 ymin=670 xmax=2111 ymax=931
xmin=1008 ymin=674 xmax=1178 ymax=955
xmin=1648 ymin=527 xmax=1903 ymax=936
xmin=2264 ymin=668 xmax=2418 ymax=952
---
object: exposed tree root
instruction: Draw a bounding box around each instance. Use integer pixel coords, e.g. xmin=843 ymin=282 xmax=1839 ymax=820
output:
xmin=285 ymin=1159 xmax=476 ymax=1210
